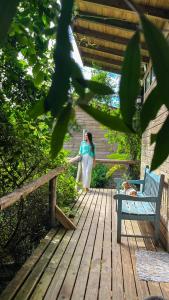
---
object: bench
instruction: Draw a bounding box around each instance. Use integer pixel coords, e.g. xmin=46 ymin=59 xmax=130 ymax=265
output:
xmin=114 ymin=166 xmax=164 ymax=243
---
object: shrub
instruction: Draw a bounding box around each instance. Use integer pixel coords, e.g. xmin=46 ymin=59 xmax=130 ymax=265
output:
xmin=57 ymin=170 xmax=78 ymax=215
xmin=91 ymin=164 xmax=109 ymax=188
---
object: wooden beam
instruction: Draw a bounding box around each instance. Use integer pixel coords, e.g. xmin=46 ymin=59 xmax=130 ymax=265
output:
xmin=74 ymin=26 xmax=147 ymax=50
xmin=83 ymin=0 xmax=169 ymax=20
xmin=75 ymin=13 xmax=138 ymax=32
xmin=83 ymin=59 xmax=121 ymax=74
xmin=55 ymin=205 xmax=76 ymax=230
xmin=81 ymin=50 xmax=122 ymax=66
xmin=79 ymin=44 xmax=149 ymax=63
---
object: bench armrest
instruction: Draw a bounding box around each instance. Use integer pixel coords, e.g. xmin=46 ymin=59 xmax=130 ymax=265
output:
xmin=114 ymin=194 xmax=158 ymax=202
xmin=127 ymin=179 xmax=144 ymax=185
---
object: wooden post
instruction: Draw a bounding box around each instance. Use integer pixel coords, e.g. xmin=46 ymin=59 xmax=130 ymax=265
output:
xmin=49 ymin=176 xmax=57 ymax=227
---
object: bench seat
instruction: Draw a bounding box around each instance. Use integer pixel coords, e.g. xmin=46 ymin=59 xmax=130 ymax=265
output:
xmin=122 ymin=200 xmax=156 ymax=216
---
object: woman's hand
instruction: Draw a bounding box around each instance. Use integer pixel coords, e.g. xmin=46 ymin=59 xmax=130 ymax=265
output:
xmin=93 ymin=158 xmax=96 ymax=167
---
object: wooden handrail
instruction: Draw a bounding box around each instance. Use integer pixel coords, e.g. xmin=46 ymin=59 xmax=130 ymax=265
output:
xmin=0 ymin=155 xmax=139 ymax=228
xmin=0 ymin=156 xmax=80 ymax=211
xmin=95 ymin=159 xmax=139 ymax=165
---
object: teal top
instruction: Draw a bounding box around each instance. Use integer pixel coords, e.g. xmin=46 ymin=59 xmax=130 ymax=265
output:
xmin=79 ymin=141 xmax=96 ymax=158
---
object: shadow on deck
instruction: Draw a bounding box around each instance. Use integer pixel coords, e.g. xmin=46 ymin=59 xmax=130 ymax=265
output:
xmin=1 ymin=189 xmax=169 ymax=300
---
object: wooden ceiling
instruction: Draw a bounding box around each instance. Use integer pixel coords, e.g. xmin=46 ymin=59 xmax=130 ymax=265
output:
xmin=73 ymin=0 xmax=169 ymax=74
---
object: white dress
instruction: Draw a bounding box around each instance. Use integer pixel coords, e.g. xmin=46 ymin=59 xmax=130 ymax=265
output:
xmin=79 ymin=141 xmax=95 ymax=189
xmin=82 ymin=154 xmax=93 ymax=188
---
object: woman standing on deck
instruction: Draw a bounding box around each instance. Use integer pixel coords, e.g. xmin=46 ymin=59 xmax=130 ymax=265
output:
xmin=79 ymin=132 xmax=96 ymax=192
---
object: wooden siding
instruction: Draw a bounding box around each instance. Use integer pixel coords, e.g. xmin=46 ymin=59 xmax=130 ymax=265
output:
xmin=64 ymin=106 xmax=116 ymax=158
xmin=141 ymin=21 xmax=169 ymax=249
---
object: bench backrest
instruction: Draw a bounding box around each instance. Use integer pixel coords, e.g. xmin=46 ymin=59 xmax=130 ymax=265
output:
xmin=142 ymin=167 xmax=164 ymax=209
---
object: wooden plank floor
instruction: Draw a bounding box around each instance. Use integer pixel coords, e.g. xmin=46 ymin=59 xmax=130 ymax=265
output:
xmin=1 ymin=189 xmax=169 ymax=300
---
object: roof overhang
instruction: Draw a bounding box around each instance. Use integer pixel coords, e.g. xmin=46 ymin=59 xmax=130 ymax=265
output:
xmin=73 ymin=0 xmax=169 ymax=74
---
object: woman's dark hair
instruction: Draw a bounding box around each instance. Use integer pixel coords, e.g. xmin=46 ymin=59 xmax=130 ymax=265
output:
xmin=87 ymin=132 xmax=95 ymax=154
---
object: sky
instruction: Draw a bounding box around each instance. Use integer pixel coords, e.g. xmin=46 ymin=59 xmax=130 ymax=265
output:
xmin=70 ymin=28 xmax=120 ymax=108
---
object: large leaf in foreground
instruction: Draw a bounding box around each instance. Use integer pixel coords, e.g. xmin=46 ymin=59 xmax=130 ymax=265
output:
xmin=29 ymin=98 xmax=45 ymax=119
xmin=51 ymin=103 xmax=72 ymax=158
xmin=119 ymin=31 xmax=141 ymax=130
xmin=79 ymin=104 xmax=133 ymax=133
xmin=85 ymin=80 xmax=114 ymax=95
xmin=0 ymin=0 xmax=20 ymax=43
xmin=151 ymin=116 xmax=169 ymax=171
xmin=140 ymin=87 xmax=162 ymax=132
xmin=141 ymin=15 xmax=169 ymax=110
xmin=71 ymin=59 xmax=86 ymax=97
xmin=45 ymin=0 xmax=73 ymax=116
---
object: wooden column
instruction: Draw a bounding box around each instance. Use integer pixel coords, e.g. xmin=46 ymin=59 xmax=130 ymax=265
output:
xmin=49 ymin=176 xmax=57 ymax=227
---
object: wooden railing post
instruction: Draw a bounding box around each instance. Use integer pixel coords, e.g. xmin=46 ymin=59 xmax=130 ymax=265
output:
xmin=49 ymin=176 xmax=57 ymax=227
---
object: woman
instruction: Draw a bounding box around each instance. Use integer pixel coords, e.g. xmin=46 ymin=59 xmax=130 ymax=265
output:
xmin=79 ymin=132 xmax=96 ymax=192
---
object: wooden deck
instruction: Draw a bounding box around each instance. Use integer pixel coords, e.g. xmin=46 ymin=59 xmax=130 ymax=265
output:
xmin=1 ymin=189 xmax=169 ymax=300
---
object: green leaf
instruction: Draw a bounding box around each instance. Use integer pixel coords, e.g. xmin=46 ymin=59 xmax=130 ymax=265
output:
xmin=151 ymin=116 xmax=169 ymax=170
xmin=119 ymin=31 xmax=141 ymax=130
xmin=45 ymin=0 xmax=74 ymax=116
xmin=85 ymin=80 xmax=113 ymax=95
xmin=79 ymin=104 xmax=133 ymax=133
xmin=28 ymin=54 xmax=37 ymax=66
xmin=141 ymin=16 xmax=169 ymax=110
xmin=0 ymin=0 xmax=20 ymax=43
xmin=29 ymin=99 xmax=45 ymax=119
xmin=71 ymin=59 xmax=86 ymax=97
xmin=51 ymin=103 xmax=72 ymax=158
xmin=33 ymin=63 xmax=41 ymax=76
xmin=42 ymin=14 xmax=47 ymax=26
xmin=140 ymin=87 xmax=162 ymax=132
xmin=34 ymin=71 xmax=44 ymax=87
xmin=72 ymin=79 xmax=85 ymax=98
xmin=44 ymin=26 xmax=57 ymax=36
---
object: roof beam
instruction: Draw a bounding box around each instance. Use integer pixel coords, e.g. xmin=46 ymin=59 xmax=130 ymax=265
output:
xmin=74 ymin=25 xmax=147 ymax=50
xmin=75 ymin=13 xmax=138 ymax=32
xmin=83 ymin=0 xmax=169 ymax=20
xmin=79 ymin=44 xmax=149 ymax=63
xmin=83 ymin=59 xmax=121 ymax=74
xmin=81 ymin=50 xmax=123 ymax=66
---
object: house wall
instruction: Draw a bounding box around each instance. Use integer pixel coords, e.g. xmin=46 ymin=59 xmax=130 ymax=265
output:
xmin=64 ymin=106 xmax=116 ymax=158
xmin=141 ymin=22 xmax=169 ymax=249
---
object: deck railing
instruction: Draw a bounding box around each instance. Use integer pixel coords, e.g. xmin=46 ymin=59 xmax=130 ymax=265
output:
xmin=0 ymin=156 xmax=139 ymax=227
xmin=0 ymin=156 xmax=79 ymax=227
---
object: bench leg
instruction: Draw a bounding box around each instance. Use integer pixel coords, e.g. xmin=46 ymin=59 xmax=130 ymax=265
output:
xmin=154 ymin=218 xmax=160 ymax=244
xmin=117 ymin=214 xmax=121 ymax=243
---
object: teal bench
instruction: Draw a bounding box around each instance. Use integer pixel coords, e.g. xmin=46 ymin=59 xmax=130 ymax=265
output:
xmin=114 ymin=167 xmax=164 ymax=243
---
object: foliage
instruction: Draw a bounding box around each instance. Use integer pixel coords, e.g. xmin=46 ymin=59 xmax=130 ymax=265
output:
xmin=57 ymin=169 xmax=78 ymax=216
xmin=105 ymin=129 xmax=141 ymax=161
xmin=105 ymin=123 xmax=141 ymax=179
xmin=107 ymin=153 xmax=129 ymax=160
xmin=91 ymin=164 xmax=109 ymax=188
xmin=106 ymin=164 xmax=126 ymax=179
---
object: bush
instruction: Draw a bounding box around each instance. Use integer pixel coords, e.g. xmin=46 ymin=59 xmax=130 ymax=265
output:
xmin=91 ymin=164 xmax=109 ymax=188
xmin=57 ymin=170 xmax=78 ymax=216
